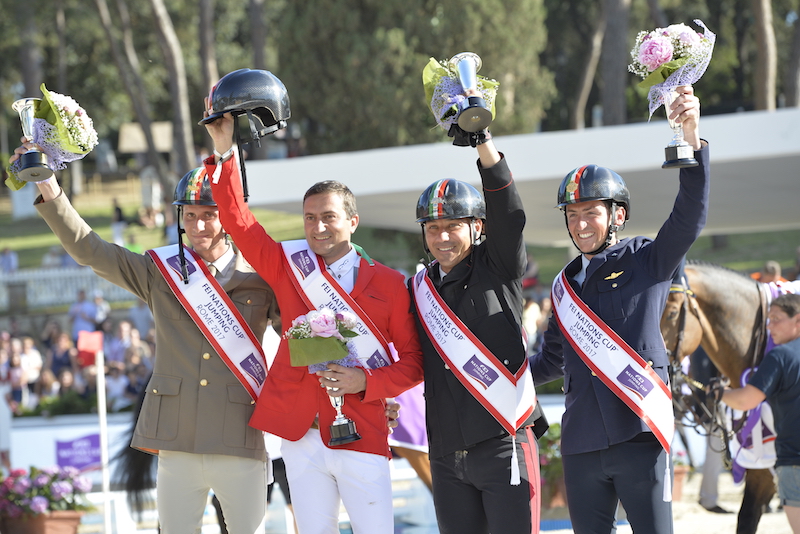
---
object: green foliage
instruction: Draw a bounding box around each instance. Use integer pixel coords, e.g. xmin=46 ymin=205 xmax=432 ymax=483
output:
xmin=276 ymin=0 xmax=554 ymax=154
xmin=22 ymin=391 xmax=97 ymax=417
xmin=538 ymin=422 xmax=564 ymax=498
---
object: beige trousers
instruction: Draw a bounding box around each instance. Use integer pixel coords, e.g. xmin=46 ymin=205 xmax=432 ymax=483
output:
xmin=156 ymin=450 xmax=267 ymax=534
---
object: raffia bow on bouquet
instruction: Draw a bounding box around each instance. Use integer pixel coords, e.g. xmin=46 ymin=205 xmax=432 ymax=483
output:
xmin=628 ymin=19 xmax=716 ymax=118
xmin=6 ymin=83 xmax=99 ymax=191
xmin=422 ymin=56 xmax=499 ymax=143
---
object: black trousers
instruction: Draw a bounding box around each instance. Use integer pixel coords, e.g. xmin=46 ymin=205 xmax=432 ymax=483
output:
xmin=563 ymin=434 xmax=673 ymax=534
xmin=431 ymin=427 xmax=539 ymax=534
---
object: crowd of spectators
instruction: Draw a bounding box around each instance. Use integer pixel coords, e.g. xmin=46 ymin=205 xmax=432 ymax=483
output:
xmin=0 ymin=299 xmax=155 ymax=417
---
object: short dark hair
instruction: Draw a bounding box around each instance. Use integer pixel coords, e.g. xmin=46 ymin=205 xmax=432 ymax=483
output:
xmin=771 ymin=293 xmax=800 ymax=318
xmin=303 ymin=181 xmax=358 ymax=219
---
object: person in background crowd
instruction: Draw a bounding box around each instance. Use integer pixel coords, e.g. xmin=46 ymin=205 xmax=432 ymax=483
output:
xmin=751 ymin=260 xmax=788 ymax=284
xmin=93 ymin=290 xmax=111 ymax=330
xmin=39 ymin=319 xmax=63 ymax=352
xmin=41 ymin=245 xmax=64 ymax=268
xmin=111 ymin=198 xmax=127 ymax=247
xmin=105 ymin=320 xmax=132 ymax=372
xmin=20 ymin=336 xmax=42 ymax=402
xmin=67 ymin=289 xmax=96 ymax=344
xmin=128 ymin=298 xmax=154 ymax=339
xmin=0 ymin=347 xmax=13 ymax=473
xmin=44 ymin=332 xmax=79 ymax=382
xmin=0 ymin=247 xmax=19 ymax=273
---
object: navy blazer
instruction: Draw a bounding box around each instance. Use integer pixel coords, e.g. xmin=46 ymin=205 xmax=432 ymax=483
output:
xmin=530 ymin=143 xmax=710 ymax=456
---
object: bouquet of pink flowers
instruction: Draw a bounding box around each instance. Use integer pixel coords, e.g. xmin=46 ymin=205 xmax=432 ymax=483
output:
xmin=285 ymin=307 xmax=360 ymax=371
xmin=0 ymin=466 xmax=93 ymax=519
xmin=628 ymin=20 xmax=715 ymax=117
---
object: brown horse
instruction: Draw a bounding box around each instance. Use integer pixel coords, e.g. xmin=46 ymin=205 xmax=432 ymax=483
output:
xmin=660 ymin=261 xmax=774 ymax=534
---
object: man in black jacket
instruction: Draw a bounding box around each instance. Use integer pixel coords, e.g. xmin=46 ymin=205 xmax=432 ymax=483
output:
xmin=409 ymin=129 xmax=547 ymax=534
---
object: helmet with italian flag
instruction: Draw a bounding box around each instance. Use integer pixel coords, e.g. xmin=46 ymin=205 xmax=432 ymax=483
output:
xmin=415 ymin=179 xmax=486 ymax=224
xmin=556 ymin=164 xmax=630 ymax=220
xmin=173 ymin=167 xmax=214 ymax=206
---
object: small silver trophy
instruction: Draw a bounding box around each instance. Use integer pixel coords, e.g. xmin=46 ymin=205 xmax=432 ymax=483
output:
xmin=447 ymin=52 xmax=493 ymax=132
xmin=326 ymin=379 xmax=361 ymax=446
xmin=662 ymin=90 xmax=698 ymax=169
xmin=11 ymin=98 xmax=54 ymax=182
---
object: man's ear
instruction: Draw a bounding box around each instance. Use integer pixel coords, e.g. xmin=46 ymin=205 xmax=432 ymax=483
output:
xmin=350 ymin=213 xmax=360 ymax=234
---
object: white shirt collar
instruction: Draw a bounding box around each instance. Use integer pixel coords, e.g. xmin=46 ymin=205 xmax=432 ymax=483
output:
xmin=207 ymin=244 xmax=235 ymax=274
xmin=327 ymin=246 xmax=359 ymax=292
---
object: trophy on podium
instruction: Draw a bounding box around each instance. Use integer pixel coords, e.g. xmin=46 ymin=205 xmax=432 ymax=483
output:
xmin=447 ymin=52 xmax=493 ymax=132
xmin=11 ymin=98 xmax=54 ymax=182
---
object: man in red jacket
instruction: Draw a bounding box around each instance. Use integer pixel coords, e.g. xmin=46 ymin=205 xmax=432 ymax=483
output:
xmin=204 ymin=106 xmax=423 ymax=533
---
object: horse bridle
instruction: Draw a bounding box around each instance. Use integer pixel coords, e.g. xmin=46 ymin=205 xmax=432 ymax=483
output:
xmin=666 ymin=279 xmax=734 ymax=465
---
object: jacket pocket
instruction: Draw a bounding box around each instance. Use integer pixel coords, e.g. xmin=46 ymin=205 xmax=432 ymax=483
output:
xmin=139 ymin=374 xmax=181 ymax=441
xmin=595 ymin=269 xmax=634 ymax=320
xmin=223 ymin=384 xmax=259 ymax=449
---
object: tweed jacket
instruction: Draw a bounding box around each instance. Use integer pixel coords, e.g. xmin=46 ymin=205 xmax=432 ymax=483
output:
xmin=530 ymin=143 xmax=710 ymax=456
xmin=206 ymin=155 xmax=424 ymax=459
xmin=36 ymin=191 xmax=278 ymax=461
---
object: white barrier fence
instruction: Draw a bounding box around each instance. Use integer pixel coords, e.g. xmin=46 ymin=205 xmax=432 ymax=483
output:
xmin=0 ymin=267 xmax=137 ymax=313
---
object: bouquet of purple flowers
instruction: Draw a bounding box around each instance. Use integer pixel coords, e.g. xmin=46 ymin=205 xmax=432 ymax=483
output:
xmin=628 ymin=20 xmax=716 ymax=118
xmin=285 ymin=307 xmax=360 ymax=372
xmin=0 ymin=466 xmax=92 ymax=519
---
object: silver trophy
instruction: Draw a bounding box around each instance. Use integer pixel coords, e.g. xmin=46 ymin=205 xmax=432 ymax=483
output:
xmin=447 ymin=52 xmax=493 ymax=132
xmin=11 ymin=98 xmax=54 ymax=182
xmin=326 ymin=379 xmax=361 ymax=446
xmin=662 ymin=90 xmax=698 ymax=169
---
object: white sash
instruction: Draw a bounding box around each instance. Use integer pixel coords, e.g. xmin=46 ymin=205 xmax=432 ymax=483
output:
xmin=551 ymin=270 xmax=674 ymax=453
xmin=280 ymin=240 xmax=393 ymax=370
xmin=411 ymin=268 xmax=536 ymax=436
xmin=148 ymin=245 xmax=268 ymax=400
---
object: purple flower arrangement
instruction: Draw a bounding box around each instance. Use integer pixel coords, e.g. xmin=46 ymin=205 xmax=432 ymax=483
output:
xmin=0 ymin=466 xmax=93 ymax=519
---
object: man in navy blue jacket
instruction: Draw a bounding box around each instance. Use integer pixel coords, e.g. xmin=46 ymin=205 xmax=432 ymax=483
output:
xmin=530 ymin=85 xmax=709 ymax=534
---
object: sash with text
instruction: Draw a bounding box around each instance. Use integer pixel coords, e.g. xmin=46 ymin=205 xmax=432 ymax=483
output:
xmin=148 ymin=245 xmax=268 ymax=400
xmin=411 ymin=268 xmax=536 ymax=435
xmin=281 ymin=240 xmax=394 ymax=370
xmin=551 ymin=270 xmax=673 ymax=452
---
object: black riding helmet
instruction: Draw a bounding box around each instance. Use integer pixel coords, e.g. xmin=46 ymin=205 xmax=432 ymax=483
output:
xmin=416 ymin=179 xmax=486 ymax=223
xmin=200 ymin=68 xmax=291 ymax=139
xmin=556 ymin=164 xmax=630 ymax=255
xmin=416 ymin=179 xmax=486 ymax=260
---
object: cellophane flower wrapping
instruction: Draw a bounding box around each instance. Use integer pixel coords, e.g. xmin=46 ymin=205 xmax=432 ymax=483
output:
xmin=422 ymin=57 xmax=499 ymax=131
xmin=627 ymin=20 xmax=716 ymax=118
xmin=285 ymin=308 xmax=360 ymax=371
xmin=6 ymin=83 xmax=99 ymax=191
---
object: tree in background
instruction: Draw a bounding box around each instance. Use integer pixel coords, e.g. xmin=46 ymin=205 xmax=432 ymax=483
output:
xmin=275 ymin=0 xmax=554 ymax=154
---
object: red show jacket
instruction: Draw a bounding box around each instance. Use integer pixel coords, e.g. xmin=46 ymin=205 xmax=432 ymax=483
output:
xmin=205 ymin=156 xmax=424 ymax=458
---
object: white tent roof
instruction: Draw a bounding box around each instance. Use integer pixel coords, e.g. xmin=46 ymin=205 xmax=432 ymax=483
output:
xmin=243 ymin=107 xmax=800 ymax=246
